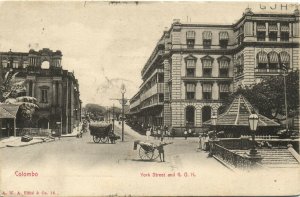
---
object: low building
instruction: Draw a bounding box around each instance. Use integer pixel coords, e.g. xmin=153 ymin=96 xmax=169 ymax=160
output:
xmin=0 ymin=48 xmax=82 ymax=134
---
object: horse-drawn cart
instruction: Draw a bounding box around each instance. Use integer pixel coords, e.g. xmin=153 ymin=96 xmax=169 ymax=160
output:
xmin=90 ymin=123 xmax=120 ymax=143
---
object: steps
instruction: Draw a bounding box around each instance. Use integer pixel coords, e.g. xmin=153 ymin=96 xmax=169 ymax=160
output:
xmin=233 ymin=149 xmax=300 ymax=168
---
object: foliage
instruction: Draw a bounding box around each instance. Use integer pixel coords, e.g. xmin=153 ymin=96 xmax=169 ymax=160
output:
xmin=225 ymin=70 xmax=299 ymax=119
xmin=84 ymin=103 xmax=122 ymax=121
xmin=0 ymin=71 xmax=38 ymax=120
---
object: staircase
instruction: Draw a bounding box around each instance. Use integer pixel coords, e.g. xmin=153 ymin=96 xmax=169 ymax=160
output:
xmin=258 ymin=149 xmax=300 ymax=168
xmin=233 ymin=148 xmax=300 ymax=168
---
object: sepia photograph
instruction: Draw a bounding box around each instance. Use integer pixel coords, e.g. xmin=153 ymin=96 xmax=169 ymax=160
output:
xmin=0 ymin=1 xmax=299 ymax=196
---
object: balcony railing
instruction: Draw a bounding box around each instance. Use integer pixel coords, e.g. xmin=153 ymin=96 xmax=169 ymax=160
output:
xmin=140 ymin=83 xmax=164 ymax=101
xmin=255 ymin=68 xmax=285 ymax=73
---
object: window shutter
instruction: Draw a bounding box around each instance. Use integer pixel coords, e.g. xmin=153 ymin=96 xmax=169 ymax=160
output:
xmin=202 ymin=84 xmax=212 ymax=92
xmin=186 ymin=83 xmax=195 ymax=92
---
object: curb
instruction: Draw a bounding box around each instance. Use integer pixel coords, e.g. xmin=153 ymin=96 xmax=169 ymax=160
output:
xmin=4 ymin=138 xmax=56 ymax=148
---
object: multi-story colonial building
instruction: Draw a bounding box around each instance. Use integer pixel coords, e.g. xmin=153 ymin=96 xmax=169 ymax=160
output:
xmin=0 ymin=48 xmax=81 ymax=134
xmin=129 ymin=8 xmax=299 ymax=134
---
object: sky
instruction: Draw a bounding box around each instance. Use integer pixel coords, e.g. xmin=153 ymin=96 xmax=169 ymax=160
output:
xmin=0 ymin=1 xmax=298 ymax=107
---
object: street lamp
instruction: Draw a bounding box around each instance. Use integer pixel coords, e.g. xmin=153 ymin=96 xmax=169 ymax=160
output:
xmin=120 ymin=83 xmax=126 ymax=142
xmin=280 ymin=64 xmax=289 ymax=133
xmin=248 ymin=113 xmax=259 ymax=155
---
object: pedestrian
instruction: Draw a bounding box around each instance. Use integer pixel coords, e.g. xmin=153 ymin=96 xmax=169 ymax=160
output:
xmin=157 ymin=127 xmax=161 ymax=140
xmin=108 ymin=129 xmax=115 ymax=144
xmin=146 ymin=128 xmax=151 ymax=141
xmin=188 ymin=128 xmax=192 ymax=137
xmin=171 ymin=128 xmax=176 ymax=139
xmin=156 ymin=138 xmax=173 ymax=162
xmin=184 ymin=129 xmax=188 ymax=140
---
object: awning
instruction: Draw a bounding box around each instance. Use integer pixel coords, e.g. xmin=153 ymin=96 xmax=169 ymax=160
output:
xmin=219 ymin=84 xmax=230 ymax=92
xmin=257 ymin=51 xmax=268 ymax=63
xmin=279 ymin=52 xmax=290 ymax=63
xmin=186 ymin=31 xmax=195 ymax=39
xmin=203 ymin=84 xmax=212 ymax=92
xmin=186 ymin=83 xmax=195 ymax=92
xmin=219 ymin=60 xmax=229 ymax=69
xmin=203 ymin=31 xmax=212 ymax=40
xmin=203 ymin=59 xmax=212 ymax=68
xmin=268 ymin=24 xmax=278 ymax=32
xmin=219 ymin=31 xmax=229 ymax=40
xmin=268 ymin=52 xmax=279 ymax=63
xmin=257 ymin=24 xmax=266 ymax=31
xmin=186 ymin=59 xmax=196 ymax=68
xmin=280 ymin=25 xmax=289 ymax=32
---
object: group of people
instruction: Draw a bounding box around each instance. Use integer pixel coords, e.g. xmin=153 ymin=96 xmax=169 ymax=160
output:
xmin=145 ymin=126 xmax=176 ymax=141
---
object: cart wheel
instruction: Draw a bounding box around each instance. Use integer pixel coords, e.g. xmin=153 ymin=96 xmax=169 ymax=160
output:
xmin=139 ymin=147 xmax=154 ymax=160
xmin=100 ymin=136 xmax=109 ymax=143
xmin=152 ymin=149 xmax=159 ymax=160
xmin=93 ymin=136 xmax=101 ymax=143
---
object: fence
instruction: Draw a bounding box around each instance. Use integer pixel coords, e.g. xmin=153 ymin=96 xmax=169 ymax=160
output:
xmin=241 ymin=135 xmax=279 ymax=139
xmin=16 ymin=128 xmax=52 ymax=137
xmin=212 ymin=144 xmax=254 ymax=169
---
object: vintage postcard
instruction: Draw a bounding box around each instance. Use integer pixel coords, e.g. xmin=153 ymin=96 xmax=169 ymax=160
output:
xmin=0 ymin=1 xmax=299 ymax=196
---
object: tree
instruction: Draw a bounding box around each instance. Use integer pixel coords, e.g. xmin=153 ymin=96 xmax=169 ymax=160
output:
xmin=84 ymin=104 xmax=106 ymax=121
xmin=0 ymin=70 xmax=38 ymax=121
xmin=225 ymin=70 xmax=299 ymax=119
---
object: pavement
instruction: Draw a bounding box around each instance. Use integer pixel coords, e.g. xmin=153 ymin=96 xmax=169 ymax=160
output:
xmin=0 ymin=122 xmax=299 ymax=196
xmin=0 ymin=136 xmax=55 ymax=149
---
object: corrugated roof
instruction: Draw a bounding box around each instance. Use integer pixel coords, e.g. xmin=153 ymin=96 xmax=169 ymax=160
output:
xmin=203 ymin=95 xmax=280 ymax=127
xmin=0 ymin=104 xmax=20 ymax=119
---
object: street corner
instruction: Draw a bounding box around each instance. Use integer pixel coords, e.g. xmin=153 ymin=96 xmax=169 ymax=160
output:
xmin=1 ymin=136 xmax=56 ymax=148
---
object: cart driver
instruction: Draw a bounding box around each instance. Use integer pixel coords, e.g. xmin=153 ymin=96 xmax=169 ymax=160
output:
xmin=156 ymin=138 xmax=173 ymax=162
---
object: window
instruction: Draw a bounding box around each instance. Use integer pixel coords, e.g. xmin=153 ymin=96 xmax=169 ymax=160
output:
xmin=23 ymin=61 xmax=29 ymax=68
xmin=279 ymin=51 xmax=290 ymax=69
xmin=159 ymin=94 xmax=164 ymax=102
xmin=203 ymin=40 xmax=211 ymax=49
xmin=269 ymin=32 xmax=277 ymax=41
xmin=41 ymin=89 xmax=48 ymax=103
xmin=268 ymin=22 xmax=278 ymax=41
xmin=186 ymin=83 xmax=195 ymax=100
xmin=257 ymin=22 xmax=266 ymax=41
xmin=219 ymin=84 xmax=230 ymax=100
xmin=218 ymin=56 xmax=230 ymax=77
xmin=187 ymin=40 xmax=195 ymax=49
xmin=158 ymin=73 xmax=164 ymax=83
xmin=201 ymin=56 xmax=213 ymax=77
xmin=2 ymin=60 xmax=8 ymax=68
xmin=186 ymin=31 xmax=195 ymax=49
xmin=203 ymin=31 xmax=212 ymax=49
xmin=268 ymin=51 xmax=279 ymax=71
xmin=202 ymin=84 xmax=212 ymax=100
xmin=257 ymin=31 xmax=266 ymax=41
xmin=185 ymin=55 xmax=196 ymax=77
xmin=280 ymin=32 xmax=289 ymax=42
xmin=257 ymin=51 xmax=268 ymax=71
xmin=186 ymin=68 xmax=195 ymax=77
xmin=219 ymin=31 xmax=229 ymax=49
xmin=280 ymin=23 xmax=289 ymax=42
xmin=13 ymin=61 xmax=19 ymax=68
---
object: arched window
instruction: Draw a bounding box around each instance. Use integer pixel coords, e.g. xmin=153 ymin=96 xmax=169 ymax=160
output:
xmin=41 ymin=61 xmax=50 ymax=69
xmin=268 ymin=51 xmax=279 ymax=70
xmin=185 ymin=106 xmax=195 ymax=128
xmin=279 ymin=51 xmax=290 ymax=69
xmin=256 ymin=51 xmax=268 ymax=71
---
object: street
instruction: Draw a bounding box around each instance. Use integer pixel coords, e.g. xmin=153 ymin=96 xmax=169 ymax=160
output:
xmin=0 ymin=124 xmax=299 ymax=196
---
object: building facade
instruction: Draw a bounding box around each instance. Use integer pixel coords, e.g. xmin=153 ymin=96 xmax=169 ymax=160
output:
xmin=129 ymin=8 xmax=300 ymax=133
xmin=0 ymin=48 xmax=81 ymax=134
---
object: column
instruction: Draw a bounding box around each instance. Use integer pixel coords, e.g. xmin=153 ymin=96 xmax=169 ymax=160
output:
xmin=181 ymin=82 xmax=186 ymax=99
xmin=212 ymin=82 xmax=219 ymax=100
xmin=196 ymin=82 xmax=202 ymax=100
xmin=32 ymin=81 xmax=35 ymax=97
xmin=52 ymin=81 xmax=56 ymax=106
xmin=253 ymin=22 xmax=257 ymax=37
xmin=58 ymin=82 xmax=62 ymax=107
xmin=265 ymin=22 xmax=269 ymax=41
xmin=277 ymin=22 xmax=281 ymax=41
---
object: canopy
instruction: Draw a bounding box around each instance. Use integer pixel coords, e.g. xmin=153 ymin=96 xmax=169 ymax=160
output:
xmin=203 ymin=95 xmax=280 ymax=127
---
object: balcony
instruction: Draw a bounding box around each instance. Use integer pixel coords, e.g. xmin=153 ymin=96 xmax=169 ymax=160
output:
xmin=140 ymin=83 xmax=164 ymax=101
xmin=130 ymin=99 xmax=141 ymax=109
xmin=141 ymin=48 xmax=164 ymax=78
xmin=254 ymin=68 xmax=286 ymax=75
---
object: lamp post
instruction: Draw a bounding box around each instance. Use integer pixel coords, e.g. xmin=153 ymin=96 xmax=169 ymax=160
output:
xmin=120 ymin=83 xmax=126 ymax=142
xmin=248 ymin=113 xmax=259 ymax=155
xmin=280 ymin=64 xmax=289 ymax=132
xmin=211 ymin=114 xmax=217 ymax=139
